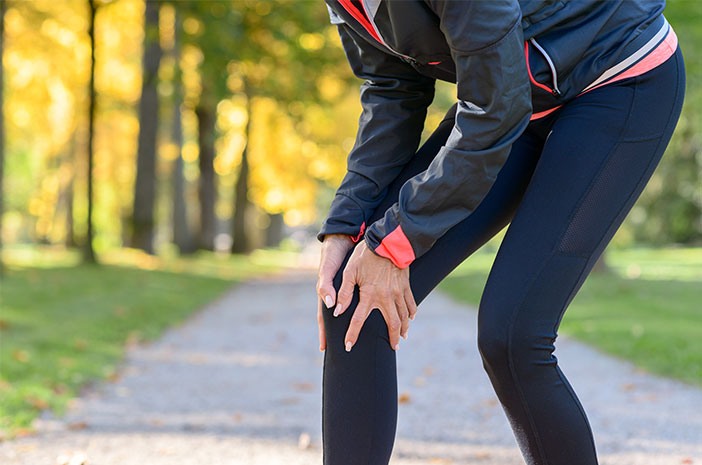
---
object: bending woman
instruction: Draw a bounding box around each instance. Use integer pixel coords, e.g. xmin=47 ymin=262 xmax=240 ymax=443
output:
xmin=315 ymin=1 xmax=685 ymax=464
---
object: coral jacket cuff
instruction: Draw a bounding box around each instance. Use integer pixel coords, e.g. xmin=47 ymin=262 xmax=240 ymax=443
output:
xmin=364 ymin=211 xmax=416 ymax=269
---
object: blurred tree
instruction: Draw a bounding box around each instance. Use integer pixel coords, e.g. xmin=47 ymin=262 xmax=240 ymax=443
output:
xmin=195 ymin=89 xmax=217 ymax=250
xmin=265 ymin=213 xmax=284 ymax=247
xmin=0 ymin=0 xmax=5 ymax=275
xmin=130 ymin=0 xmax=162 ymax=253
xmin=176 ymin=2 xmax=243 ymax=251
xmin=84 ymin=0 xmax=98 ymax=264
xmin=169 ymin=8 xmax=192 ymax=253
xmin=227 ymin=1 xmax=351 ymax=252
xmin=62 ymin=133 xmax=78 ymax=248
xmin=230 ymin=78 xmax=251 ymax=254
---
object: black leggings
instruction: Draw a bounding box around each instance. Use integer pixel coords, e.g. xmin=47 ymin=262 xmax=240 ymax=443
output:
xmin=321 ymin=46 xmax=685 ymax=465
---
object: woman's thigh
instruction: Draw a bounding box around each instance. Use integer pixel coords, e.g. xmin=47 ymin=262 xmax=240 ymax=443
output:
xmin=479 ymin=47 xmax=686 ymax=348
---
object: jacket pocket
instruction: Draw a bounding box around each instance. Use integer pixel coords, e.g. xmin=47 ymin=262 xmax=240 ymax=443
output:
xmin=525 ymin=39 xmax=562 ymax=97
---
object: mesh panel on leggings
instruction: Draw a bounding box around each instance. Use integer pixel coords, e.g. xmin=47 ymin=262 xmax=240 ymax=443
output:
xmin=557 ymin=140 xmax=655 ymax=255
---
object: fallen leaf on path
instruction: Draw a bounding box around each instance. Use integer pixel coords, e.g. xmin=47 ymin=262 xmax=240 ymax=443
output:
xmin=398 ymin=392 xmax=412 ymax=403
xmin=681 ymin=459 xmax=693 ymax=464
xmin=292 ymin=382 xmax=315 ymax=392
xmin=480 ymin=398 xmax=498 ymax=408
xmin=67 ymin=421 xmax=88 ymax=431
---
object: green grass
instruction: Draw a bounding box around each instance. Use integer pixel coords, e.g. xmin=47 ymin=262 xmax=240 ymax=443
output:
xmin=0 ymin=245 xmax=285 ymax=437
xmin=439 ymin=246 xmax=702 ymax=386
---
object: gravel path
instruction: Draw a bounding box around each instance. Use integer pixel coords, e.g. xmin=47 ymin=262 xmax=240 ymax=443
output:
xmin=2 ymin=269 xmax=700 ymax=465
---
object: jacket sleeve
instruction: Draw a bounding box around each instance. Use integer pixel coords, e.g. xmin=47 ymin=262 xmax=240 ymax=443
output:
xmin=316 ymin=21 xmax=436 ymax=243
xmin=363 ymin=0 xmax=533 ymax=268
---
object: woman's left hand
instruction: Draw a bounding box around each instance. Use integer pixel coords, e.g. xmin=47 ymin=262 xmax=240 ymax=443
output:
xmin=334 ymin=240 xmax=418 ymax=352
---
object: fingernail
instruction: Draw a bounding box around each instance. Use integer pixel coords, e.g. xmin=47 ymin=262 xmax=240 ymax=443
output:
xmin=394 ymin=343 xmax=400 ymax=350
xmin=333 ymin=305 xmax=341 ymax=317
xmin=325 ymin=295 xmax=334 ymax=308
xmin=410 ymin=315 xmax=414 ymax=320
xmin=345 ymin=341 xmax=352 ymax=352
xmin=402 ymin=332 xmax=407 ymax=340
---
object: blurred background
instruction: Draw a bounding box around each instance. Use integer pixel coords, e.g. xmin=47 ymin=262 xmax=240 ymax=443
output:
xmin=0 ymin=0 xmax=700 ymax=443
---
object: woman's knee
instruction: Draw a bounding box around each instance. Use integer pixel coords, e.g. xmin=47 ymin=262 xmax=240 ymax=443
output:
xmin=477 ymin=296 xmax=556 ymax=377
xmin=476 ymin=295 xmax=511 ymax=372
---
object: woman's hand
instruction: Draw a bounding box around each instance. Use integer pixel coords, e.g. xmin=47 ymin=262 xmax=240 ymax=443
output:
xmin=316 ymin=234 xmax=356 ymax=351
xmin=334 ymin=240 xmax=418 ymax=352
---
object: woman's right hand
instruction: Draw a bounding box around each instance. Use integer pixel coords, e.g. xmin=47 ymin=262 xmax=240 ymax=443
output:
xmin=316 ymin=233 xmax=356 ymax=351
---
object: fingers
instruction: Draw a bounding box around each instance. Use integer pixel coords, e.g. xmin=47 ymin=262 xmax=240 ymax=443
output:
xmin=383 ymin=296 xmax=402 ymax=351
xmin=404 ymin=285 xmax=418 ymax=322
xmin=397 ymin=297 xmax=409 ymax=340
xmin=334 ymin=267 xmax=356 ymax=317
xmin=317 ymin=298 xmax=326 ymax=352
xmin=345 ymin=287 xmax=402 ymax=351
xmin=343 ymin=292 xmax=373 ymax=352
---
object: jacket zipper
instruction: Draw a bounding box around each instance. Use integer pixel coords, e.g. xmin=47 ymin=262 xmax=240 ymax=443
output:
xmin=528 ymin=38 xmax=561 ymax=97
xmin=359 ymin=0 xmax=418 ymax=64
xmin=338 ymin=0 xmax=418 ymax=65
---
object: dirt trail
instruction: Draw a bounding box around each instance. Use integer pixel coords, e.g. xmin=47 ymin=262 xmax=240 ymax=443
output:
xmin=2 ymin=270 xmax=700 ymax=464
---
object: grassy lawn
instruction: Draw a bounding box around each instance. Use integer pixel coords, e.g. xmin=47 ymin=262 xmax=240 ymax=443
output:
xmin=0 ymin=245 xmax=288 ymax=437
xmin=439 ymin=246 xmax=702 ymax=386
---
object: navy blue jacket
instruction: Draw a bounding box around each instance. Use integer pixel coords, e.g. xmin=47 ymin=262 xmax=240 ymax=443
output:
xmin=318 ymin=0 xmax=668 ymax=268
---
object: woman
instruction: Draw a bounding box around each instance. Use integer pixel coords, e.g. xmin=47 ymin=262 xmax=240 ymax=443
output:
xmin=315 ymin=1 xmax=685 ymax=464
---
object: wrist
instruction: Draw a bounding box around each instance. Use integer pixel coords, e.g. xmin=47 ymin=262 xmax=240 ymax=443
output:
xmin=323 ymin=233 xmax=355 ymax=246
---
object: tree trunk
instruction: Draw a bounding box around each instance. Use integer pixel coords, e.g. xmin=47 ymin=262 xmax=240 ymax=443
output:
xmin=265 ymin=213 xmax=284 ymax=248
xmin=130 ymin=0 xmax=162 ymax=254
xmin=231 ymin=87 xmax=252 ymax=254
xmin=195 ymin=96 xmax=217 ymax=251
xmin=0 ymin=0 xmax=5 ymax=276
xmin=83 ymin=0 xmax=97 ymax=264
xmin=56 ymin=134 xmax=77 ymax=248
xmin=65 ymin=172 xmax=76 ymax=248
xmin=170 ymin=10 xmax=191 ymax=253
